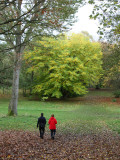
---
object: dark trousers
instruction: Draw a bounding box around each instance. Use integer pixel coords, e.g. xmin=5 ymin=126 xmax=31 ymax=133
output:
xmin=39 ymin=127 xmax=45 ymax=138
xmin=50 ymin=129 xmax=56 ymax=139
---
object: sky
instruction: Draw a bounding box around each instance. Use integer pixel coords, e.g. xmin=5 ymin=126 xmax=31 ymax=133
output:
xmin=69 ymin=4 xmax=99 ymax=41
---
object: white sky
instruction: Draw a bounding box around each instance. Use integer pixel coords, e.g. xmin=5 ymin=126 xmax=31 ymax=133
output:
xmin=69 ymin=4 xmax=99 ymax=41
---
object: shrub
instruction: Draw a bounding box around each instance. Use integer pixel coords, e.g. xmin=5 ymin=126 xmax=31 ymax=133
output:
xmin=112 ymin=99 xmax=116 ymax=102
xmin=113 ymin=90 xmax=120 ymax=98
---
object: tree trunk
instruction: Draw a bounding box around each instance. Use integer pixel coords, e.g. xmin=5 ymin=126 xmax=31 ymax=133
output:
xmin=8 ymin=52 xmax=22 ymax=116
xmin=8 ymin=0 xmax=23 ymax=116
xmin=30 ymin=71 xmax=34 ymax=95
xmin=3 ymin=87 xmax=4 ymax=94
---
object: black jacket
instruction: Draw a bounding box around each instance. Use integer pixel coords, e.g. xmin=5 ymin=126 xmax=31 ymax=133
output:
xmin=37 ymin=116 xmax=46 ymax=128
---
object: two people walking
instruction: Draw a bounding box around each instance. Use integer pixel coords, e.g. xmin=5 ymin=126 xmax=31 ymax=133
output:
xmin=37 ymin=113 xmax=57 ymax=140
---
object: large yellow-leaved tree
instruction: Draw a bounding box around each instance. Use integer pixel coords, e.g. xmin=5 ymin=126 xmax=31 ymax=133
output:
xmin=25 ymin=33 xmax=103 ymax=99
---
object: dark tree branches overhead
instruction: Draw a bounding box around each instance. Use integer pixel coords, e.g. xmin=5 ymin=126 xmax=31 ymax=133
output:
xmin=0 ymin=0 xmax=84 ymax=48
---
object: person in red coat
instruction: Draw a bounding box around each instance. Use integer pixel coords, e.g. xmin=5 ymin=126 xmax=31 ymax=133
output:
xmin=48 ymin=114 xmax=57 ymax=140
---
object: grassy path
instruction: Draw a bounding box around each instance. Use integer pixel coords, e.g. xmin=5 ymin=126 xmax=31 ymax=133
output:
xmin=0 ymin=94 xmax=120 ymax=134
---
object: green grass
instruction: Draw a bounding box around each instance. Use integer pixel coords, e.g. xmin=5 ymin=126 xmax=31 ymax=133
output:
xmin=86 ymin=89 xmax=114 ymax=97
xmin=0 ymin=91 xmax=120 ymax=134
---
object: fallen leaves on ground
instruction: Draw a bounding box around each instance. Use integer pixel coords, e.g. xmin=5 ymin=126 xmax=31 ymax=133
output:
xmin=0 ymin=130 xmax=120 ymax=160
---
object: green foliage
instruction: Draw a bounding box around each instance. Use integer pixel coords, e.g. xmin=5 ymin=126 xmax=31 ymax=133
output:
xmin=112 ymin=99 xmax=116 ymax=102
xmin=0 ymin=43 xmax=13 ymax=88
xmin=88 ymin=0 xmax=120 ymax=42
xmin=19 ymin=61 xmax=34 ymax=96
xmin=113 ymin=90 xmax=120 ymax=98
xmin=25 ymin=33 xmax=103 ymax=99
xmin=102 ymin=44 xmax=120 ymax=89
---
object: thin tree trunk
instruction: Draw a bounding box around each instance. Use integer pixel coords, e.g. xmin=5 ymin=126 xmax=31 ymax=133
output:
xmin=30 ymin=71 xmax=34 ymax=95
xmin=3 ymin=87 xmax=4 ymax=94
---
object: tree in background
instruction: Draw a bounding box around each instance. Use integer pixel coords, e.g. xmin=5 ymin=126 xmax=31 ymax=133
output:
xmin=0 ymin=43 xmax=13 ymax=92
xmin=88 ymin=0 xmax=120 ymax=42
xmin=19 ymin=62 xmax=34 ymax=96
xmin=88 ymin=0 xmax=120 ymax=90
xmin=0 ymin=0 xmax=84 ymax=115
xmin=81 ymin=31 xmax=94 ymax=42
xmin=102 ymin=44 xmax=120 ymax=89
xmin=24 ymin=33 xmax=103 ymax=99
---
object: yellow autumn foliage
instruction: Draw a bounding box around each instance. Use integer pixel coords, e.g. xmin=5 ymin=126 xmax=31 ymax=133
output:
xmin=24 ymin=33 xmax=103 ymax=98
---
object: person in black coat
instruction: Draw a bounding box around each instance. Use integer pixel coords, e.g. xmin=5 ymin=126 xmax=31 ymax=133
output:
xmin=37 ymin=113 xmax=46 ymax=139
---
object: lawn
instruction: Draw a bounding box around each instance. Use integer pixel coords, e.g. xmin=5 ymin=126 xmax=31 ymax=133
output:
xmin=0 ymin=89 xmax=120 ymax=134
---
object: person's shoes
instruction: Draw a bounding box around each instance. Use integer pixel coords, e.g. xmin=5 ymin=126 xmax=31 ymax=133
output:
xmin=51 ymin=136 xmax=54 ymax=140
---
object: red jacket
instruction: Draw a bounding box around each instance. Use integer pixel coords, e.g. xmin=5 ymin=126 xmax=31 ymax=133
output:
xmin=48 ymin=117 xmax=57 ymax=130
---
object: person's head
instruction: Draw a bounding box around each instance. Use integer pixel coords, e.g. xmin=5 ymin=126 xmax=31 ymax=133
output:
xmin=41 ymin=113 xmax=43 ymax=117
xmin=51 ymin=114 xmax=54 ymax=117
